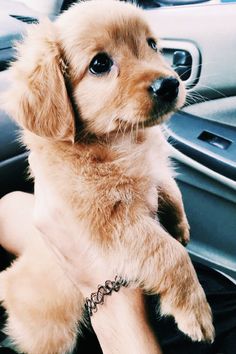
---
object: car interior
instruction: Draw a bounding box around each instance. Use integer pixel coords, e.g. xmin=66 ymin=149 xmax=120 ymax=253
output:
xmin=0 ymin=0 xmax=235 ymax=352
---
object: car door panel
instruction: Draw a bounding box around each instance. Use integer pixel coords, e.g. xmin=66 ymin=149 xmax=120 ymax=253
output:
xmin=183 ymin=97 xmax=236 ymax=126
xmin=171 ymin=148 xmax=236 ymax=278
xmin=167 ymin=112 xmax=236 ymax=180
xmin=146 ymin=3 xmax=236 ymax=278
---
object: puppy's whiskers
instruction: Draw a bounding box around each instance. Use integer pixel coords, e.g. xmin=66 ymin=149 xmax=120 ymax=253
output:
xmin=195 ymin=84 xmax=227 ymax=98
xmin=185 ymin=91 xmax=209 ymax=106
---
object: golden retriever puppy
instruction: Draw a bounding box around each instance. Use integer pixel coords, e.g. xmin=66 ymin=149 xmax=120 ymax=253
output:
xmin=0 ymin=0 xmax=214 ymax=353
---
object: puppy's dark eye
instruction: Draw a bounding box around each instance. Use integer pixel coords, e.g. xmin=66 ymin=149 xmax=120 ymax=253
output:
xmin=147 ymin=38 xmax=158 ymax=52
xmin=89 ymin=53 xmax=113 ymax=75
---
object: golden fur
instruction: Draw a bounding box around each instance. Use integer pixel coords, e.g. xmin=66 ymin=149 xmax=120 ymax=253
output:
xmin=0 ymin=1 xmax=214 ymax=353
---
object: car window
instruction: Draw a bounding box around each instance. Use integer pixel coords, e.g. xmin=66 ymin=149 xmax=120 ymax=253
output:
xmin=4 ymin=0 xmax=64 ymax=17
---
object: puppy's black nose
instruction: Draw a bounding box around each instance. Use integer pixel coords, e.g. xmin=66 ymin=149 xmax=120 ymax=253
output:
xmin=149 ymin=77 xmax=179 ymax=102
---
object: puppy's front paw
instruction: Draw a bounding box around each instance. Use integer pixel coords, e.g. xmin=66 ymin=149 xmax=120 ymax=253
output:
xmin=159 ymin=245 xmax=214 ymax=343
xmin=175 ymin=300 xmax=215 ymax=343
xmin=161 ymin=280 xmax=215 ymax=343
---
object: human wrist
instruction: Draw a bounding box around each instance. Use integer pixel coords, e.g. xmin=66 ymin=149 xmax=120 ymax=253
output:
xmin=90 ymin=288 xmax=162 ymax=354
xmin=90 ymin=287 xmax=143 ymax=337
xmin=81 ymin=275 xmax=141 ymax=325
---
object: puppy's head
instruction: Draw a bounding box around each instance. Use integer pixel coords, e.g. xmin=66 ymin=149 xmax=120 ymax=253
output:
xmin=3 ymin=0 xmax=186 ymax=141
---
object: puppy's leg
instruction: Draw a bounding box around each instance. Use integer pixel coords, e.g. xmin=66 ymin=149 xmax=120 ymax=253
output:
xmin=158 ymin=177 xmax=190 ymax=245
xmin=0 ymin=193 xmax=83 ymax=354
xmin=0 ymin=249 xmax=83 ymax=354
xmin=119 ymin=219 xmax=214 ymax=343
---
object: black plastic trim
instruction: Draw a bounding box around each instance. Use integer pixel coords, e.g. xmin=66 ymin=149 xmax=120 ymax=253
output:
xmin=167 ymin=112 xmax=236 ymax=181
xmin=0 ymin=110 xmax=25 ymax=162
xmin=0 ymin=47 xmax=16 ymax=71
xmin=9 ymin=15 xmax=39 ymax=24
xmin=0 ymin=152 xmax=32 ymax=198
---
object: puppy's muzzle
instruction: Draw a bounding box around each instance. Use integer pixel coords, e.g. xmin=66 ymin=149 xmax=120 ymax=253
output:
xmin=148 ymin=77 xmax=179 ymax=102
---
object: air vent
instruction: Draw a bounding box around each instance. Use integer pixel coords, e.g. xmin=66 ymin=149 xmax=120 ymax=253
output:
xmin=10 ymin=15 xmax=39 ymax=24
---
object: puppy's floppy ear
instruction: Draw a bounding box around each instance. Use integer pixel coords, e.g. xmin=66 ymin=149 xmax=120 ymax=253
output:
xmin=2 ymin=20 xmax=75 ymax=142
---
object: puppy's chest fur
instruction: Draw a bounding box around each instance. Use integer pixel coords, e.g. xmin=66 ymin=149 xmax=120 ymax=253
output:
xmin=26 ymin=127 xmax=171 ymax=239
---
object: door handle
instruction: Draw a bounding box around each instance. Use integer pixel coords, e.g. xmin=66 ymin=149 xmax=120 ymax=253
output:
xmin=173 ymin=50 xmax=192 ymax=81
xmin=160 ymin=39 xmax=200 ymax=88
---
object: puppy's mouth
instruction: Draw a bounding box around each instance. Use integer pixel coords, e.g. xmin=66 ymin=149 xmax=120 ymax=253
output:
xmin=143 ymin=100 xmax=179 ymax=127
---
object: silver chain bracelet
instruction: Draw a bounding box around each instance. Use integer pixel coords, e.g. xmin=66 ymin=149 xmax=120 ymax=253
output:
xmin=85 ymin=276 xmax=129 ymax=316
